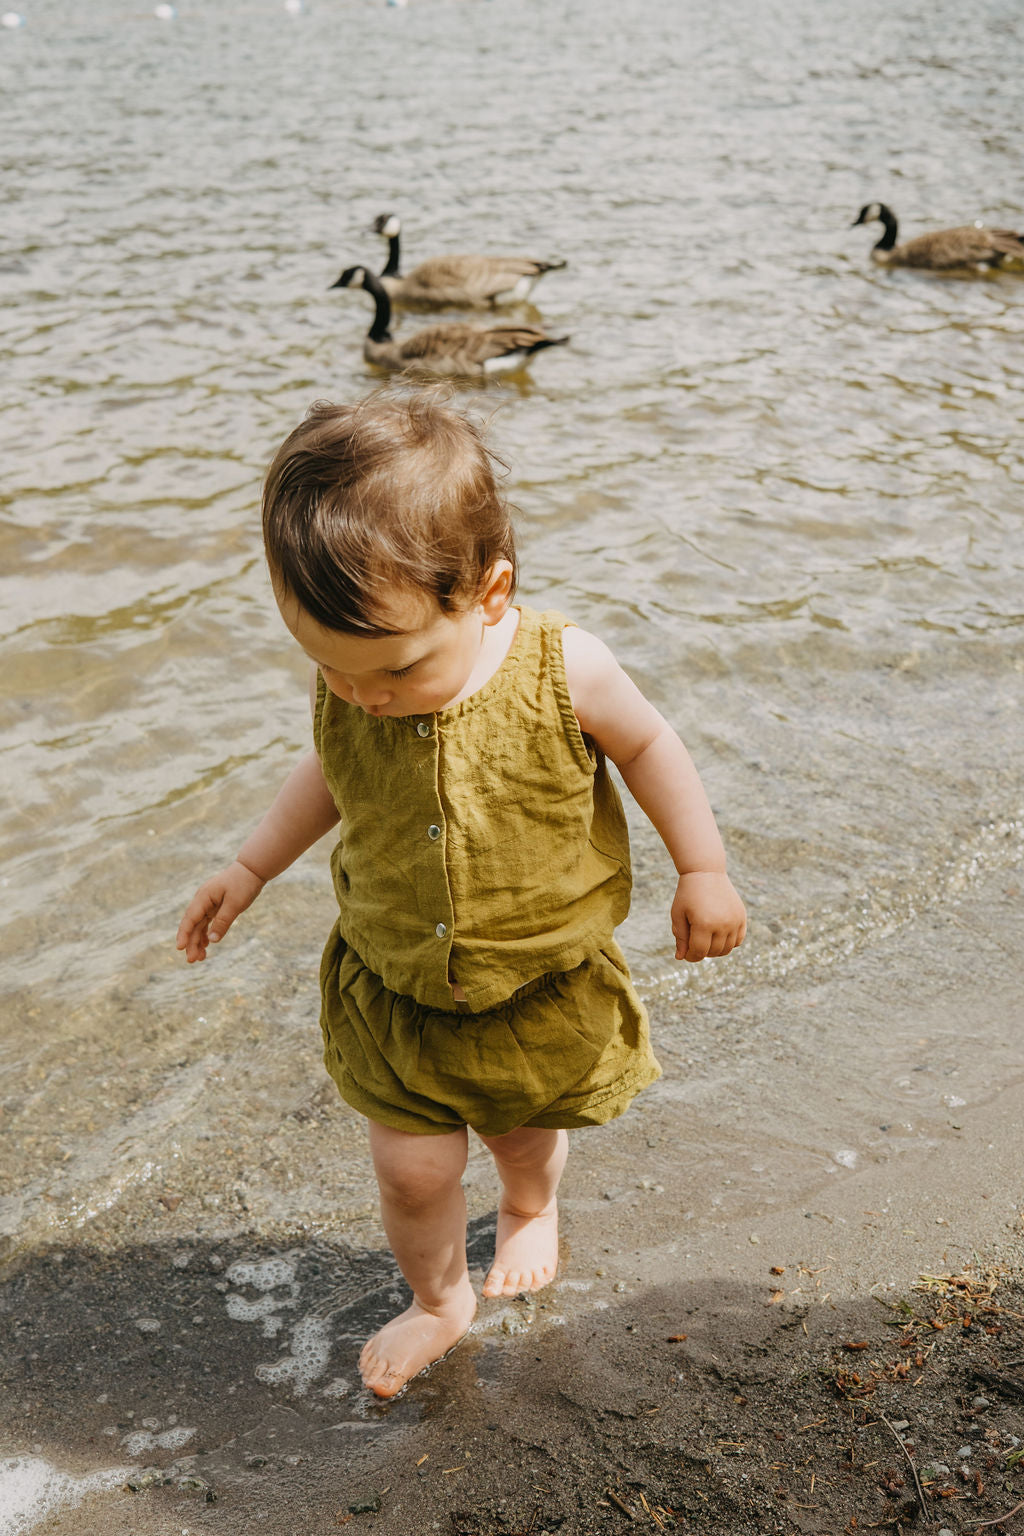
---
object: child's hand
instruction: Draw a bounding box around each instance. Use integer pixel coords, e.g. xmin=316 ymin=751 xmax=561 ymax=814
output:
xmin=176 ymin=861 xmax=265 ymax=963
xmin=671 ymin=871 xmax=747 ymax=963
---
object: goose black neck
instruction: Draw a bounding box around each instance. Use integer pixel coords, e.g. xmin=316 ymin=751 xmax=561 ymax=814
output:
xmin=874 ymin=206 xmax=898 ymax=251
xmin=380 ymin=232 xmax=401 ymax=278
xmin=362 ymin=271 xmax=393 ymax=341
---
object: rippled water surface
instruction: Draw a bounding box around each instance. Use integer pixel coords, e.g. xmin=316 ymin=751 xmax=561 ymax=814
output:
xmin=1 ymin=0 xmax=1022 ymax=1253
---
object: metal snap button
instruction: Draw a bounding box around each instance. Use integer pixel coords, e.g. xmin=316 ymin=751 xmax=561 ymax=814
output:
xmin=435 ymin=922 xmax=448 ymax=938
xmin=427 ymin=825 xmax=441 ymax=840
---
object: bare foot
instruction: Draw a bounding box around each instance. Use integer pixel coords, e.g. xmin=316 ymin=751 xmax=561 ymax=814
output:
xmin=482 ymin=1198 xmax=559 ymax=1298
xmin=359 ymin=1286 xmax=477 ymax=1399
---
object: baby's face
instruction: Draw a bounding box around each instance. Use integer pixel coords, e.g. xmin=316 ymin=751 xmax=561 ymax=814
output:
xmin=278 ymin=581 xmax=506 ymax=718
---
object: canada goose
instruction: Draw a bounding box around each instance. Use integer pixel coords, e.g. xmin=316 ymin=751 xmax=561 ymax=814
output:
xmin=852 ymin=202 xmax=1024 ymax=270
xmin=332 ymin=266 xmax=569 ymax=378
xmin=367 ymin=212 xmax=568 ymax=307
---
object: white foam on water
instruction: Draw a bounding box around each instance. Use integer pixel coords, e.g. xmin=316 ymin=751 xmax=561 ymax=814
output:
xmin=225 ymin=1289 xmax=297 ymax=1329
xmin=0 ymin=1455 xmax=133 ymax=1535
xmin=222 ymin=1252 xmax=336 ymax=1396
xmin=120 ymin=1425 xmax=195 ymax=1458
xmin=224 ymin=1254 xmax=300 ymax=1336
xmin=225 ymin=1256 xmax=297 ymax=1291
xmin=254 ymin=1314 xmax=332 ymax=1396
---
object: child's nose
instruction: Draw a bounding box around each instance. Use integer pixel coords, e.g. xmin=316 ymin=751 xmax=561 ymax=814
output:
xmin=350 ymin=679 xmax=393 ymax=708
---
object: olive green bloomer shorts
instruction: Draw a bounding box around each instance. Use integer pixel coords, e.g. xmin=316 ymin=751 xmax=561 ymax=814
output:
xmin=318 ymin=929 xmax=662 ymax=1138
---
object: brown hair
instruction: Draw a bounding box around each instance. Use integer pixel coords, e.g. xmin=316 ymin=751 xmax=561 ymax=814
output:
xmin=262 ymin=392 xmax=518 ymax=635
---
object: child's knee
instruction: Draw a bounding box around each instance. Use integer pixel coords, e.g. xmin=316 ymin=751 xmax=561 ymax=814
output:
xmin=372 ymin=1132 xmax=467 ymax=1208
xmin=378 ymin=1160 xmax=461 ymax=1210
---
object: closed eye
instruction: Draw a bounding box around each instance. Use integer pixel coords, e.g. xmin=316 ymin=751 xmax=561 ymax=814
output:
xmin=387 ymin=664 xmax=415 ymax=679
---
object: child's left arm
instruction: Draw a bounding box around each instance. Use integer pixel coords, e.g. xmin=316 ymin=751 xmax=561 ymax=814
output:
xmin=562 ymin=626 xmax=746 ymax=963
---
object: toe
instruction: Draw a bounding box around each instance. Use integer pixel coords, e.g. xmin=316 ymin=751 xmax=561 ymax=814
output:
xmin=360 ymin=1355 xmax=401 ymax=1397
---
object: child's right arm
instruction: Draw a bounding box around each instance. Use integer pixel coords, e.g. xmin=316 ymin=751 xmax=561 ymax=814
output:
xmin=176 ymin=746 xmax=340 ymax=963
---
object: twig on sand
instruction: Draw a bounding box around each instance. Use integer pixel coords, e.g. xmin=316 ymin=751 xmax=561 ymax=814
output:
xmin=605 ymin=1488 xmax=636 ymax=1519
xmin=964 ymin=1501 xmax=1024 ymax=1530
xmin=638 ymin=1491 xmax=666 ymax=1529
xmin=877 ymin=1412 xmax=929 ymax=1522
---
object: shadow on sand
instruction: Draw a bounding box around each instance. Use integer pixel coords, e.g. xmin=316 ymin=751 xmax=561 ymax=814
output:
xmin=4 ymin=1224 xmax=1023 ymax=1535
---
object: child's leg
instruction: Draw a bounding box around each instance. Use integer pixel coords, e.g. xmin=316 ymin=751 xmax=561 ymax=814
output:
xmin=361 ymin=1121 xmax=477 ymax=1398
xmin=476 ymin=1126 xmax=568 ymax=1298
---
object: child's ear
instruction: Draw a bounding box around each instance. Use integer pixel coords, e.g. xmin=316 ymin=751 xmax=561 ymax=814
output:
xmin=479 ymin=560 xmax=514 ymax=625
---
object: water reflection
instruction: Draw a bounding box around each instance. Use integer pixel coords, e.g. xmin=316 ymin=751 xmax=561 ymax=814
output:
xmin=1 ymin=0 xmax=1022 ymax=1257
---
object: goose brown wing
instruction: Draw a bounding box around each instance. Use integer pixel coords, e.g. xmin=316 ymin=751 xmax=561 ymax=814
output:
xmin=405 ymin=257 xmax=485 ymax=288
xmin=395 ymin=322 xmax=561 ymax=376
xmin=404 ymin=254 xmax=562 ymax=303
xmin=899 ymin=225 xmax=1024 ymax=268
xmin=987 ymin=228 xmax=1024 ymax=257
xmin=395 ymin=321 xmax=483 ymax=363
xmin=466 ymin=325 xmax=559 ymax=360
xmin=460 ymin=256 xmax=563 ymax=301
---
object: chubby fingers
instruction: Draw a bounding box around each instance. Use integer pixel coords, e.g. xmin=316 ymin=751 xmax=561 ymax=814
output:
xmin=673 ymin=913 xmax=692 ymax=961
xmin=672 ymin=872 xmax=747 ymax=963
xmin=176 ymin=911 xmax=213 ymax=963
xmin=176 ymin=890 xmax=231 ymax=963
xmin=675 ymin=918 xmax=713 ymax=962
xmin=176 ymin=864 xmax=264 ymax=963
xmin=674 ymin=917 xmax=747 ymax=963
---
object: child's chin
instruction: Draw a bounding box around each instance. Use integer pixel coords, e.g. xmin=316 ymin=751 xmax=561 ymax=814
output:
xmin=361 ymin=699 xmax=444 ymax=718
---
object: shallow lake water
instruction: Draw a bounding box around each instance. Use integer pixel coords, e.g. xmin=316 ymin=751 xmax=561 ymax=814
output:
xmin=1 ymin=0 xmax=1023 ymax=1519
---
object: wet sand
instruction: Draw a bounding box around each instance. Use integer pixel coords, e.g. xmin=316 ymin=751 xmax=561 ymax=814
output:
xmin=2 ymin=862 xmax=1021 ymax=1534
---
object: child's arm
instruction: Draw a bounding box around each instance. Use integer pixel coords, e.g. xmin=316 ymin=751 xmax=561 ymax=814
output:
xmin=562 ymin=626 xmax=746 ymax=963
xmin=176 ymin=746 xmax=340 ymax=963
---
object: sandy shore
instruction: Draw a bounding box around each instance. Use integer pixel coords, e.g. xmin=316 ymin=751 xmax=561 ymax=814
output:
xmin=2 ymin=862 xmax=1021 ymax=1535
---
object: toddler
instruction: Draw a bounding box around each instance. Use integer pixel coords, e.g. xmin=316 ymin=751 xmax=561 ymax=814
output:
xmin=177 ymin=394 xmax=746 ymax=1399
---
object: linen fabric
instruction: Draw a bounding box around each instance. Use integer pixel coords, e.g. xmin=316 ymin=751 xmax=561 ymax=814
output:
xmin=313 ymin=606 xmax=632 ymax=1012
xmin=319 ymin=933 xmax=660 ymax=1136
xmin=313 ymin=605 xmax=661 ymax=1135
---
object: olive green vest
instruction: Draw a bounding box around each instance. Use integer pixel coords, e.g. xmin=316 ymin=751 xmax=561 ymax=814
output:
xmin=313 ymin=606 xmax=632 ymax=1012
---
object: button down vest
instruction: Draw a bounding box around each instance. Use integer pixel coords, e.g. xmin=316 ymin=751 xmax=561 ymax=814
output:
xmin=312 ymin=606 xmax=633 ymax=1013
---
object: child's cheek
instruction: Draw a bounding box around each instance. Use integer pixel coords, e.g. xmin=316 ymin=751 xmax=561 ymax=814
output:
xmin=410 ymin=672 xmax=438 ymax=701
